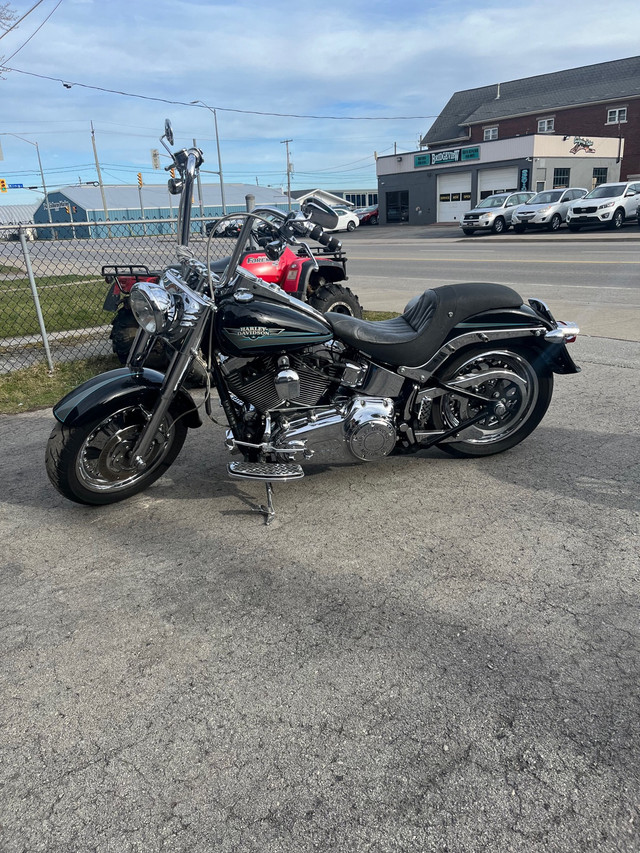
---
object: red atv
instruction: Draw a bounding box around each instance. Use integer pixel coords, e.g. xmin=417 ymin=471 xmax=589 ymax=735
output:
xmin=102 ymin=219 xmax=362 ymax=367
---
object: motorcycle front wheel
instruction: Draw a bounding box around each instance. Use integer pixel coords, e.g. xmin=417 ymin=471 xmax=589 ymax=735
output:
xmin=46 ymin=402 xmax=187 ymax=505
xmin=432 ymin=347 xmax=553 ymax=457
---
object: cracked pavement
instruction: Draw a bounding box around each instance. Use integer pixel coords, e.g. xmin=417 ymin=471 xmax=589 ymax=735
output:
xmin=1 ymin=335 xmax=638 ymax=852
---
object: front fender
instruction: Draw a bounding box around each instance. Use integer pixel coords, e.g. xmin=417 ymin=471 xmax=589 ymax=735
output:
xmin=53 ymin=367 xmax=202 ymax=428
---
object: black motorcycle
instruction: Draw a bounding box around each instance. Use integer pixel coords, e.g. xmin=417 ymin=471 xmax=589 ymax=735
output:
xmin=46 ymin=120 xmax=580 ymax=522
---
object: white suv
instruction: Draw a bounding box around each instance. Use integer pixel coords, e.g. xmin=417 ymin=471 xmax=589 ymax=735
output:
xmin=512 ymin=187 xmax=587 ymax=232
xmin=566 ymin=181 xmax=640 ymax=231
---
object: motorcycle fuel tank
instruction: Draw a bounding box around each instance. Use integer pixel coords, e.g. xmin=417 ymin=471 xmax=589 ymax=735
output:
xmin=215 ymin=298 xmax=332 ymax=357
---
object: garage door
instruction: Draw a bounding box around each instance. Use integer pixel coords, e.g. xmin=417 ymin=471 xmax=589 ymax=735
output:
xmin=478 ymin=167 xmax=519 ymax=199
xmin=437 ymin=172 xmax=471 ymax=222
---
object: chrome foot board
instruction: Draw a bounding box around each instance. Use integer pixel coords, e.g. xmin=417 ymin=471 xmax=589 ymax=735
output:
xmin=227 ymin=461 xmax=304 ymax=525
xmin=227 ymin=461 xmax=304 ymax=482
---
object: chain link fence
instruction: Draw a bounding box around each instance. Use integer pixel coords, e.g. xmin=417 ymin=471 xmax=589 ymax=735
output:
xmin=0 ymin=217 xmax=240 ymax=373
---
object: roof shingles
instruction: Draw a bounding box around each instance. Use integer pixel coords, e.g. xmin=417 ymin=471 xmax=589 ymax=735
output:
xmin=422 ymin=55 xmax=640 ymax=146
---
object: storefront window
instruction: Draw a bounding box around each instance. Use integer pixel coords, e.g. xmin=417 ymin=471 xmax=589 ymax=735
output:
xmin=386 ymin=191 xmax=409 ymax=223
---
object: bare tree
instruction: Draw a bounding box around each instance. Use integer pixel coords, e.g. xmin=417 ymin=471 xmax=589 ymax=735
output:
xmin=0 ymin=2 xmax=17 ymax=76
xmin=0 ymin=2 xmax=17 ymax=31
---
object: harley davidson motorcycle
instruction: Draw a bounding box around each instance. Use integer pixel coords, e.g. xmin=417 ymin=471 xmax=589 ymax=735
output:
xmin=46 ymin=121 xmax=580 ymax=522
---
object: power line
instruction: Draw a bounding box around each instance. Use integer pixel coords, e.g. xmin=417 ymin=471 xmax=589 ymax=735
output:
xmin=2 ymin=0 xmax=64 ymax=64
xmin=1 ymin=65 xmax=437 ymax=121
xmin=0 ymin=0 xmax=47 ymax=41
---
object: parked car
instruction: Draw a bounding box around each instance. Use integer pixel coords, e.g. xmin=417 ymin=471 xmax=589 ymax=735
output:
xmin=205 ymin=218 xmax=243 ymax=238
xmin=355 ymin=205 xmax=379 ymax=226
xmin=512 ymin=188 xmax=588 ymax=232
xmin=330 ymin=207 xmax=360 ymax=232
xmin=565 ymin=181 xmax=640 ymax=231
xmin=461 ymin=191 xmax=536 ymax=235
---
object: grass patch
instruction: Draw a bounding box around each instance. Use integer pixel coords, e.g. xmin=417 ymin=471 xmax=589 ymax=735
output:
xmin=0 ymin=356 xmax=119 ymax=414
xmin=0 ymin=275 xmax=106 ymax=338
xmin=363 ymin=310 xmax=400 ymax=321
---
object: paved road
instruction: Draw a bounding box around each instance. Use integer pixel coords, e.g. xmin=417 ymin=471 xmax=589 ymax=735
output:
xmin=341 ymin=225 xmax=640 ymax=342
xmin=1 ymin=334 xmax=638 ymax=852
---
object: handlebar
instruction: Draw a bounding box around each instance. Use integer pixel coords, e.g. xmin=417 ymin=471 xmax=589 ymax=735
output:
xmin=306 ymin=223 xmax=342 ymax=253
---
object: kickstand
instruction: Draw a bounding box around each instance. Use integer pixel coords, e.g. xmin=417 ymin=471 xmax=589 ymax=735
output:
xmin=251 ymin=481 xmax=275 ymax=525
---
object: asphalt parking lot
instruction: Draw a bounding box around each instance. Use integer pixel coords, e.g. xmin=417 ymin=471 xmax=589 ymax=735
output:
xmin=1 ymin=334 xmax=639 ymax=852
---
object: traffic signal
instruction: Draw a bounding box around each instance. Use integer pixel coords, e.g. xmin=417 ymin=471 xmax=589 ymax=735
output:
xmin=65 ymin=205 xmax=70 ymax=214
xmin=137 ymin=172 xmax=143 ymax=187
xmin=0 ymin=179 xmax=7 ymax=192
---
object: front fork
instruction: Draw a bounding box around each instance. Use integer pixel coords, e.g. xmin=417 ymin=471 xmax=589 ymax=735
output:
xmin=126 ymin=314 xmax=209 ymax=469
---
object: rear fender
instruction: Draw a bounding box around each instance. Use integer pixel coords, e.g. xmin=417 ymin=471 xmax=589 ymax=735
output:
xmin=53 ymin=367 xmax=202 ymax=428
xmin=449 ymin=305 xmax=580 ymax=375
xmin=298 ymin=258 xmax=347 ymax=297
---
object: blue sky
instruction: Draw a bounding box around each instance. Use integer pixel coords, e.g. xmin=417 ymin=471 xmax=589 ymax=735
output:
xmin=1 ymin=0 xmax=639 ymax=207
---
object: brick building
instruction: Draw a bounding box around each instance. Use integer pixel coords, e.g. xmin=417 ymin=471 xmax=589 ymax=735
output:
xmin=377 ymin=56 xmax=640 ymax=225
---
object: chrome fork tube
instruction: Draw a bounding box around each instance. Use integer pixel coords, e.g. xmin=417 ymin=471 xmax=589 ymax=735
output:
xmin=129 ymin=312 xmax=209 ymax=468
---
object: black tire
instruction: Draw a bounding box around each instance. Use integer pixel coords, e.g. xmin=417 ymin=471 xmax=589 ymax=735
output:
xmin=548 ymin=213 xmax=562 ymax=232
xmin=513 ymin=224 xmax=526 ymax=234
xmin=45 ymin=401 xmax=188 ymax=505
xmin=370 ymin=215 xmax=378 ymax=225
xmin=607 ymin=208 xmax=625 ymax=230
xmin=111 ymin=307 xmax=171 ymax=370
xmin=346 ymin=221 xmax=357 ymax=232
xmin=462 ymin=228 xmax=475 ymax=236
xmin=568 ymin=224 xmax=582 ymax=232
xmin=307 ymin=282 xmax=363 ymax=317
xmin=431 ymin=347 xmax=553 ymax=457
xmin=492 ymin=217 xmax=506 ymax=234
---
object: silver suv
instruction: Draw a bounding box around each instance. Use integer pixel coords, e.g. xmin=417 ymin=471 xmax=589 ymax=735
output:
xmin=461 ymin=191 xmax=536 ymax=235
xmin=566 ymin=181 xmax=640 ymax=230
xmin=512 ymin=187 xmax=587 ymax=232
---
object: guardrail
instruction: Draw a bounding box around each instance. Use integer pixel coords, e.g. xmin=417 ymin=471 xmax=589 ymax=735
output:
xmin=0 ymin=217 xmax=239 ymax=373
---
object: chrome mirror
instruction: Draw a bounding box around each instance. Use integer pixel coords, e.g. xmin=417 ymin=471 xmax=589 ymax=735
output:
xmin=164 ymin=119 xmax=174 ymax=146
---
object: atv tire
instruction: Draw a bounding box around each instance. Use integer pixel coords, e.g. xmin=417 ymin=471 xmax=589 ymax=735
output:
xmin=111 ymin=307 xmax=171 ymax=370
xmin=307 ymin=282 xmax=363 ymax=317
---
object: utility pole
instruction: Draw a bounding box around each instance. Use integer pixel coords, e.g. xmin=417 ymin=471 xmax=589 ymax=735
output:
xmin=281 ymin=139 xmax=292 ymax=210
xmin=2 ymin=134 xmax=53 ymax=223
xmin=194 ymin=137 xmax=205 ymax=232
xmin=91 ymin=122 xmax=111 ymax=237
xmin=190 ymin=100 xmax=226 ymax=213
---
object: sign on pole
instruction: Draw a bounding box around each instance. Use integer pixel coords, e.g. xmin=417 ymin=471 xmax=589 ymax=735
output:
xmin=151 ymin=148 xmax=161 ymax=169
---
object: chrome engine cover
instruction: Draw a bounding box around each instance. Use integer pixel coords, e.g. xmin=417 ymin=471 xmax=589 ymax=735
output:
xmin=345 ymin=397 xmax=396 ymax=461
xmin=272 ymin=396 xmax=397 ymax=463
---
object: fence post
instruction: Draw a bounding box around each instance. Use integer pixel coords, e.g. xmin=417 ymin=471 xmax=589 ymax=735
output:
xmin=19 ymin=226 xmax=54 ymax=372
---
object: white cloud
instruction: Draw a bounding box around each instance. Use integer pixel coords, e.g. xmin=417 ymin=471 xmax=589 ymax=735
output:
xmin=1 ymin=0 xmax=639 ymax=203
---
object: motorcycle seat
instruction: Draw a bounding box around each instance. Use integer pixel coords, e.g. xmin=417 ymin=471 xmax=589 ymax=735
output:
xmin=325 ymin=282 xmax=523 ymax=367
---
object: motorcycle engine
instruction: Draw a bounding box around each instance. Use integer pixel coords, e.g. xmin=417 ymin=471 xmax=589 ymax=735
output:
xmin=271 ymin=396 xmax=397 ymax=464
xmin=219 ymin=347 xmax=339 ymax=412
xmin=219 ymin=346 xmax=398 ymax=463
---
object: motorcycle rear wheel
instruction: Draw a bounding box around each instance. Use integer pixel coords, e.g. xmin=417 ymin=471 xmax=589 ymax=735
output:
xmin=46 ymin=402 xmax=187 ymax=505
xmin=432 ymin=347 xmax=553 ymax=457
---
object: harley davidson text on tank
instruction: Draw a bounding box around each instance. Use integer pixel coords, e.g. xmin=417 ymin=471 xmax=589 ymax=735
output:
xmin=46 ymin=120 xmax=580 ymax=523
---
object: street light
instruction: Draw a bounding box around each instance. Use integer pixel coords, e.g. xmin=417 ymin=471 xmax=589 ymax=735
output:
xmin=190 ymin=99 xmax=227 ymax=213
xmin=3 ymin=133 xmax=53 ymax=223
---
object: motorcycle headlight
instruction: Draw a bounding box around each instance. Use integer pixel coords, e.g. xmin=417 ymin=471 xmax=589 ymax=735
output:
xmin=130 ymin=282 xmax=178 ymax=334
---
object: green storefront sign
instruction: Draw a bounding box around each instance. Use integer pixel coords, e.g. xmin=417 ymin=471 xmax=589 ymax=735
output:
xmin=414 ymin=146 xmax=480 ymax=169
